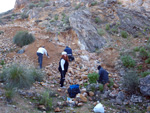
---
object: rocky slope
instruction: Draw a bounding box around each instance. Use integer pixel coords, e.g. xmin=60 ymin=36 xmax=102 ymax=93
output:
xmin=0 ymin=0 xmax=150 ymax=112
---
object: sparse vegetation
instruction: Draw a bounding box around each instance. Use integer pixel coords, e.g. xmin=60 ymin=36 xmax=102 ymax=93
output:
xmin=54 ymin=15 xmax=59 ymax=20
xmin=140 ymin=71 xmax=150 ymax=77
xmin=121 ymin=55 xmax=136 ymax=68
xmin=122 ymin=70 xmax=139 ymax=93
xmin=108 ymin=78 xmax=114 ymax=88
xmin=13 ymin=31 xmax=35 ymax=47
xmin=99 ymin=84 xmax=104 ymax=92
xmin=1 ymin=63 xmax=44 ymax=89
xmin=105 ymin=24 xmax=110 ymax=30
xmin=75 ymin=3 xmax=81 ymax=10
xmin=145 ymin=58 xmax=150 ymax=64
xmin=88 ymin=72 xmax=99 ymax=84
xmin=133 ymin=46 xmax=140 ymax=52
xmin=5 ymin=88 xmax=15 ymax=102
xmin=21 ymin=13 xmax=29 ymax=19
xmin=121 ymin=30 xmax=128 ymax=38
xmin=97 ymin=29 xmax=105 ymax=36
xmin=95 ymin=17 xmax=101 ymax=23
xmin=111 ymin=28 xmax=118 ymax=34
xmin=83 ymin=83 xmax=88 ymax=87
xmin=39 ymin=90 xmax=53 ymax=111
xmin=29 ymin=3 xmax=36 ymax=9
xmin=139 ymin=47 xmax=149 ymax=59
xmin=0 ymin=60 xmax=5 ymax=66
xmin=91 ymin=1 xmax=97 ymax=6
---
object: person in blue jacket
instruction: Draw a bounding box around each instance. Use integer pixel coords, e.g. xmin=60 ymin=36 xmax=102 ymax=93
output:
xmin=97 ymin=65 xmax=109 ymax=85
xmin=64 ymin=46 xmax=74 ymax=62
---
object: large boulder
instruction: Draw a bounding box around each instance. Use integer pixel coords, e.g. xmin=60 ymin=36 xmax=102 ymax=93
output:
xmin=139 ymin=75 xmax=150 ymax=96
xmin=69 ymin=10 xmax=106 ymax=52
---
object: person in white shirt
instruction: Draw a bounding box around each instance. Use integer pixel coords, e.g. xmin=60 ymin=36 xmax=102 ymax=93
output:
xmin=58 ymin=51 xmax=69 ymax=88
xmin=37 ymin=46 xmax=50 ymax=69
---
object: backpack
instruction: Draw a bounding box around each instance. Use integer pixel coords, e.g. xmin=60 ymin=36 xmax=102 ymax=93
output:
xmin=68 ymin=84 xmax=80 ymax=98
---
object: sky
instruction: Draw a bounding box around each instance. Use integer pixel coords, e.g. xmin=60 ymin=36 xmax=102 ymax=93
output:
xmin=0 ymin=0 xmax=16 ymax=13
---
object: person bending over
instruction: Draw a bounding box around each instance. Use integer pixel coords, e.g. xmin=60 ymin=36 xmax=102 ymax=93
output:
xmin=37 ymin=46 xmax=50 ymax=69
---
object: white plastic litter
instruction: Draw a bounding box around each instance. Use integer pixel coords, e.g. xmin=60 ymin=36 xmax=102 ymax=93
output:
xmin=93 ymin=101 xmax=105 ymax=113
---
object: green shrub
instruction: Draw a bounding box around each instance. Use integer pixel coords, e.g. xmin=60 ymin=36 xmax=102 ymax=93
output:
xmin=97 ymin=29 xmax=105 ymax=36
xmin=99 ymin=84 xmax=104 ymax=92
xmin=95 ymin=17 xmax=101 ymax=23
xmin=21 ymin=13 xmax=28 ymax=19
xmin=39 ymin=90 xmax=52 ymax=111
xmin=5 ymin=88 xmax=15 ymax=101
xmin=0 ymin=60 xmax=5 ymax=66
xmin=105 ymin=24 xmax=110 ymax=30
xmin=108 ymin=78 xmax=114 ymax=88
xmin=137 ymin=65 xmax=143 ymax=70
xmin=121 ymin=30 xmax=128 ymax=38
xmin=145 ymin=58 xmax=150 ymax=64
xmin=139 ymin=47 xmax=149 ymax=59
xmin=122 ymin=70 xmax=139 ymax=93
xmin=121 ymin=55 xmax=136 ymax=68
xmin=88 ymin=72 xmax=99 ymax=84
xmin=83 ymin=83 xmax=88 ymax=87
xmin=29 ymin=3 xmax=35 ymax=9
xmin=54 ymin=15 xmax=59 ymax=20
xmin=91 ymin=1 xmax=97 ymax=6
xmin=29 ymin=68 xmax=44 ymax=82
xmin=1 ymin=63 xmax=44 ymax=89
xmin=2 ymin=64 xmax=33 ymax=89
xmin=13 ymin=31 xmax=35 ymax=47
xmin=133 ymin=46 xmax=140 ymax=52
xmin=140 ymin=71 xmax=150 ymax=77
xmin=75 ymin=3 xmax=81 ymax=10
xmin=111 ymin=28 xmax=118 ymax=34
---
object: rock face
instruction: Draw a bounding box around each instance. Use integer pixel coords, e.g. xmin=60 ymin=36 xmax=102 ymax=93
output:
xmin=117 ymin=7 xmax=150 ymax=37
xmin=69 ymin=10 xmax=106 ymax=52
xmin=118 ymin=0 xmax=150 ymax=12
xmin=139 ymin=75 xmax=150 ymax=96
xmin=14 ymin=0 xmax=29 ymax=9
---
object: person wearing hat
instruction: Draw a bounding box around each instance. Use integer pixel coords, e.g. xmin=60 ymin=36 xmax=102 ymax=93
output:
xmin=64 ymin=46 xmax=74 ymax=62
xmin=37 ymin=46 xmax=50 ymax=69
xmin=58 ymin=51 xmax=69 ymax=88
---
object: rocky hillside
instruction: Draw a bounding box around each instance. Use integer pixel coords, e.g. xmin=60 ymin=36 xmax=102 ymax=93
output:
xmin=0 ymin=0 xmax=150 ymax=112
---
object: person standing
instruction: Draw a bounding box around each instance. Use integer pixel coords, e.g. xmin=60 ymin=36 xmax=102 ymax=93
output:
xmin=64 ymin=46 xmax=74 ymax=62
xmin=97 ymin=65 xmax=109 ymax=85
xmin=37 ymin=46 xmax=50 ymax=69
xmin=58 ymin=51 xmax=69 ymax=88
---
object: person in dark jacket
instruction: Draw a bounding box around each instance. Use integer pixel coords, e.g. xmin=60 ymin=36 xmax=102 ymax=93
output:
xmin=97 ymin=65 xmax=109 ymax=85
xmin=64 ymin=46 xmax=74 ymax=62
xmin=58 ymin=51 xmax=69 ymax=88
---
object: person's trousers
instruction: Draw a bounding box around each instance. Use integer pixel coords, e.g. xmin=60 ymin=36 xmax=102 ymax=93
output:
xmin=37 ymin=52 xmax=43 ymax=69
xmin=68 ymin=55 xmax=74 ymax=62
xmin=60 ymin=71 xmax=66 ymax=87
